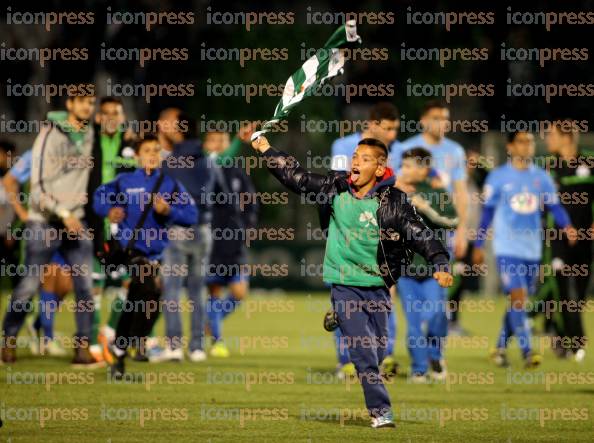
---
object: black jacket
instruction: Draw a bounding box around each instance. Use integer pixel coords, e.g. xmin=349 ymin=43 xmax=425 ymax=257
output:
xmin=261 ymin=147 xmax=450 ymax=287
xmin=210 ymin=162 xmax=259 ymax=266
xmin=85 ymin=125 xmax=134 ymax=255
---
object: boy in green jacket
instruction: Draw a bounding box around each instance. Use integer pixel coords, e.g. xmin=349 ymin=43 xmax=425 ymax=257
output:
xmin=252 ymin=135 xmax=453 ymax=428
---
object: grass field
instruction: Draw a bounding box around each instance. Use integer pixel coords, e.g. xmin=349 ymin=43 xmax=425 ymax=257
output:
xmin=0 ymin=291 xmax=593 ymax=442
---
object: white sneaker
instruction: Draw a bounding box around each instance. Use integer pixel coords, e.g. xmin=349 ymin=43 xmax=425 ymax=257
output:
xmin=46 ymin=339 xmax=68 ymax=357
xmin=26 ymin=319 xmax=40 ymax=355
xmin=149 ymin=346 xmax=184 ymax=363
xmin=409 ymin=373 xmax=428 ymax=384
xmin=574 ymin=349 xmax=586 ymax=363
xmin=189 ymin=349 xmax=207 ymax=362
xmin=370 ymin=411 xmax=395 ymax=428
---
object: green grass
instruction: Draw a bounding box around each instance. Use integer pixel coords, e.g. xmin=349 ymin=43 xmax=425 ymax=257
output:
xmin=1 ymin=292 xmax=593 ymax=442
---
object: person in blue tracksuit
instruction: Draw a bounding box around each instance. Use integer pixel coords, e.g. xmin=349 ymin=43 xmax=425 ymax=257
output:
xmin=473 ymin=131 xmax=577 ymax=369
xmin=93 ymin=134 xmax=197 ymax=378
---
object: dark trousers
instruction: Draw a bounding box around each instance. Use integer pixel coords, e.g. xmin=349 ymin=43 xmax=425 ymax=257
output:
xmin=114 ymin=259 xmax=161 ymax=353
xmin=552 ymin=239 xmax=591 ymax=352
xmin=331 ymin=284 xmax=391 ymax=418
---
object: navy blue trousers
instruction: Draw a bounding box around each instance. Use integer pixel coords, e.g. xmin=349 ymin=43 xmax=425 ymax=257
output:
xmin=331 ymin=284 xmax=392 ymax=417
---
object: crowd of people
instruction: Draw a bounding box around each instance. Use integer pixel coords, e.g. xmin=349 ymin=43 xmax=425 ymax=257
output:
xmin=0 ymin=94 xmax=258 ymax=377
xmin=0 ymin=93 xmax=592 ymax=428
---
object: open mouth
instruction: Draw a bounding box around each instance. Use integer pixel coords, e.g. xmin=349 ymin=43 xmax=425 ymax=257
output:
xmin=350 ymin=167 xmax=360 ymax=182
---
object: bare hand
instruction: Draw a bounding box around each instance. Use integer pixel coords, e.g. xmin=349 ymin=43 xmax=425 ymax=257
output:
xmin=63 ymin=216 xmax=83 ymax=233
xmin=433 ymin=271 xmax=454 ymax=288
xmin=454 ymin=226 xmax=468 ymax=259
xmin=15 ymin=206 xmax=28 ymax=222
xmin=238 ymin=122 xmax=257 ymax=143
xmin=108 ymin=207 xmax=125 ymax=223
xmin=153 ymin=195 xmax=171 ymax=215
xmin=472 ymin=247 xmax=485 ymax=265
xmin=565 ymin=225 xmax=578 ymax=246
xmin=251 ymin=135 xmax=271 ymax=153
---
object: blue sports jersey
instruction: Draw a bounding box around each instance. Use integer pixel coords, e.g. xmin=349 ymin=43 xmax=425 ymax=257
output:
xmin=330 ymin=132 xmax=401 ymax=171
xmin=483 ymin=163 xmax=559 ymax=261
xmin=9 ymin=150 xmax=33 ymax=184
xmin=391 ymin=134 xmax=466 ymax=192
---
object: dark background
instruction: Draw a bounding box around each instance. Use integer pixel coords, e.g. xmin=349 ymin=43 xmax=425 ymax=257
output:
xmin=1 ymin=0 xmax=593 ymax=289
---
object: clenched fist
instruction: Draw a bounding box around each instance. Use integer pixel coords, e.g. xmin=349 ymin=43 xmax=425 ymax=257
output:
xmin=251 ymin=135 xmax=271 ymax=153
xmin=108 ymin=207 xmax=125 ymax=223
xmin=433 ymin=271 xmax=454 ymax=288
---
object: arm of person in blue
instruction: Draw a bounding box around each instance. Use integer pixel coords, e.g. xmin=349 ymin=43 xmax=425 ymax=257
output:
xmin=540 ymin=172 xmax=577 ymax=243
xmin=158 ymin=179 xmax=198 ymax=228
xmin=472 ymin=169 xmax=501 ymax=265
xmin=93 ymin=176 xmax=123 ymax=218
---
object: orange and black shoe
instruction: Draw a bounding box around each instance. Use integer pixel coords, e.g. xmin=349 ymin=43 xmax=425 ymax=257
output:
xmin=98 ymin=332 xmax=114 ymax=365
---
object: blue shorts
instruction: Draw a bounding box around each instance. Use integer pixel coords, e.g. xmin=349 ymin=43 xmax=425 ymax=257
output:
xmin=496 ymin=256 xmax=540 ymax=295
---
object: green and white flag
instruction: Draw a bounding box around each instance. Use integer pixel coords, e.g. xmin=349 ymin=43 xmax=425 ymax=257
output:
xmin=252 ymin=20 xmax=361 ymax=140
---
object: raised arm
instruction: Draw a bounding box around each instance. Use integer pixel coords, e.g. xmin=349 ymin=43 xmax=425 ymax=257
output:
xmin=251 ymin=135 xmax=328 ymax=195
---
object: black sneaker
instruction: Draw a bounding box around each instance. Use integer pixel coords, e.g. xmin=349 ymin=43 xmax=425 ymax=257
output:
xmin=430 ymin=359 xmax=447 ymax=381
xmin=133 ymin=346 xmax=149 ymax=362
xmin=323 ymin=309 xmax=339 ymax=332
xmin=111 ymin=355 xmax=126 ymax=380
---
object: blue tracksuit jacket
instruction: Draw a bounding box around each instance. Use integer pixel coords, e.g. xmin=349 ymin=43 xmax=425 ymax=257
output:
xmin=93 ymin=168 xmax=198 ymax=259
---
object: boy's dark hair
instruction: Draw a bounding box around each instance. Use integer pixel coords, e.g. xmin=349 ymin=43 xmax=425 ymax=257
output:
xmin=99 ymin=97 xmax=123 ymax=107
xmin=369 ymin=102 xmax=398 ymax=122
xmin=177 ymin=111 xmax=197 ymax=139
xmin=421 ymin=100 xmax=448 ymax=117
xmin=0 ymin=140 xmax=16 ymax=155
xmin=358 ymin=138 xmax=388 ymax=157
xmin=134 ymin=133 xmax=159 ymax=153
xmin=402 ymin=147 xmax=432 ymax=167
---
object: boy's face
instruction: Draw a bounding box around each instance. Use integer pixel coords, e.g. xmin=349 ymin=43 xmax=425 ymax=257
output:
xmin=136 ymin=140 xmax=162 ymax=171
xmin=203 ymin=132 xmax=230 ymax=154
xmin=350 ymin=145 xmax=386 ymax=188
xmin=67 ymin=96 xmax=96 ymax=122
xmin=0 ymin=149 xmax=8 ymax=170
xmin=400 ymin=157 xmax=430 ymax=184
xmin=369 ymin=118 xmax=399 ymax=146
xmin=421 ymin=107 xmax=449 ymax=140
xmin=157 ymin=109 xmax=184 ymax=143
xmin=507 ymin=132 xmax=535 ymax=160
xmin=97 ymin=102 xmax=125 ymax=136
